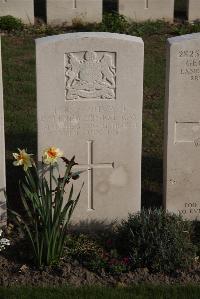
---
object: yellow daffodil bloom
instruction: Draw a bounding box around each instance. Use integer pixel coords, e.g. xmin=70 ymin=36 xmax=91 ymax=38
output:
xmin=13 ymin=149 xmax=33 ymax=171
xmin=43 ymin=146 xmax=63 ymax=165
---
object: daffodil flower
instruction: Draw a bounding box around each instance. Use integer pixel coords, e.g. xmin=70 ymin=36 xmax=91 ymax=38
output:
xmin=13 ymin=149 xmax=34 ymax=171
xmin=0 ymin=238 xmax=10 ymax=246
xmin=43 ymin=146 xmax=63 ymax=165
xmin=0 ymin=237 xmax=10 ymax=251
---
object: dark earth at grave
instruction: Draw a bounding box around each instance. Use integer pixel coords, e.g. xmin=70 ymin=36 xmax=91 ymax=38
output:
xmin=0 ymin=231 xmax=200 ymax=288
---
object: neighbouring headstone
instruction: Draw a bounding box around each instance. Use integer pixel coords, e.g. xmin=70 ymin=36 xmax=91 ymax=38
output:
xmin=46 ymin=0 xmax=102 ymax=25
xmin=187 ymin=0 xmax=200 ymax=22
xmin=0 ymin=38 xmax=6 ymax=227
xmin=119 ymin=0 xmax=174 ymax=22
xmin=164 ymin=33 xmax=200 ymax=220
xmin=36 ymin=32 xmax=143 ymax=223
xmin=0 ymin=0 xmax=34 ymax=24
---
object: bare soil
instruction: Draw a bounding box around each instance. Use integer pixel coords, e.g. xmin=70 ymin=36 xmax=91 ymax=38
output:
xmin=0 ymin=247 xmax=200 ymax=287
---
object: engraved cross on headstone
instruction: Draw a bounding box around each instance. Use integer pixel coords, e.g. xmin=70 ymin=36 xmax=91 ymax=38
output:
xmin=145 ymin=0 xmax=149 ymax=9
xmin=74 ymin=140 xmax=114 ymax=211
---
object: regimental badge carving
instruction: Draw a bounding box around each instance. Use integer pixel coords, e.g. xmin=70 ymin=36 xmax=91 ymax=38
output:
xmin=65 ymin=51 xmax=116 ymax=100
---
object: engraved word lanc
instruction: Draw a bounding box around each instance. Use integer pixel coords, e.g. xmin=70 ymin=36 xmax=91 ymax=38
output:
xmin=65 ymin=51 xmax=116 ymax=100
xmin=74 ymin=140 xmax=114 ymax=211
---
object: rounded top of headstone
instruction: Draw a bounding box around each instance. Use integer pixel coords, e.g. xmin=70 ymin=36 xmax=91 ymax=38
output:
xmin=35 ymin=32 xmax=143 ymax=46
xmin=168 ymin=33 xmax=200 ymax=45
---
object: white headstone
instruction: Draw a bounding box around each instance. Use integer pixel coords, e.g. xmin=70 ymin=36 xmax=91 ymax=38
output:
xmin=36 ymin=32 xmax=143 ymax=223
xmin=164 ymin=33 xmax=200 ymax=220
xmin=46 ymin=0 xmax=102 ymax=25
xmin=187 ymin=0 xmax=200 ymax=22
xmin=119 ymin=0 xmax=174 ymax=22
xmin=0 ymin=38 xmax=6 ymax=227
xmin=0 ymin=0 xmax=34 ymax=24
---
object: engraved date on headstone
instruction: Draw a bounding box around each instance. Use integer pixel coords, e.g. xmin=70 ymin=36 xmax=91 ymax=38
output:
xmin=179 ymin=202 xmax=200 ymax=215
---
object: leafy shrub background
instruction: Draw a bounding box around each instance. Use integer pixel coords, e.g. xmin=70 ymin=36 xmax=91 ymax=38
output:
xmin=99 ymin=13 xmax=129 ymax=33
xmin=0 ymin=15 xmax=24 ymax=31
xmin=116 ymin=209 xmax=197 ymax=273
xmin=192 ymin=221 xmax=200 ymax=257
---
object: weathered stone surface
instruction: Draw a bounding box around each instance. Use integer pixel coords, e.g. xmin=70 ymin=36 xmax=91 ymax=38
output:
xmin=36 ymin=32 xmax=143 ymax=223
xmin=0 ymin=0 xmax=34 ymax=24
xmin=46 ymin=0 xmax=102 ymax=25
xmin=187 ymin=0 xmax=200 ymax=22
xmin=0 ymin=38 xmax=6 ymax=227
xmin=164 ymin=33 xmax=200 ymax=220
xmin=119 ymin=0 xmax=174 ymax=22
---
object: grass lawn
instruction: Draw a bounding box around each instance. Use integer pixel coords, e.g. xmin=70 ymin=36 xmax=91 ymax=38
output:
xmin=1 ymin=285 xmax=200 ymax=299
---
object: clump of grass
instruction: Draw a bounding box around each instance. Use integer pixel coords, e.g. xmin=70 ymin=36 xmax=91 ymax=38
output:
xmin=128 ymin=20 xmax=168 ymax=36
xmin=1 ymin=285 xmax=200 ymax=299
xmin=172 ymin=22 xmax=200 ymax=36
xmin=0 ymin=15 xmax=24 ymax=32
xmin=99 ymin=13 xmax=130 ymax=33
xmin=116 ymin=209 xmax=197 ymax=273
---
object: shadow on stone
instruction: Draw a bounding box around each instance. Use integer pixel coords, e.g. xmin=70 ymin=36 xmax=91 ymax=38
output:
xmin=142 ymin=155 xmax=163 ymax=209
xmin=5 ymin=130 xmax=37 ymax=215
xmin=69 ymin=219 xmax=117 ymax=236
xmin=174 ymin=0 xmax=187 ymax=21
xmin=34 ymin=0 xmax=46 ymax=23
xmin=103 ymin=0 xmax=118 ymax=13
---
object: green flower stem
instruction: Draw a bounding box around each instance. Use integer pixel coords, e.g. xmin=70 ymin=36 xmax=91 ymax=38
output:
xmin=13 ymin=155 xmax=83 ymax=267
xmin=50 ymin=163 xmax=53 ymax=223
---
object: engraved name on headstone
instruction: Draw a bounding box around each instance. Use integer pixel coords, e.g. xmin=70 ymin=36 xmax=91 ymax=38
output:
xmin=0 ymin=38 xmax=6 ymax=227
xmin=36 ymin=32 xmax=143 ymax=222
xmin=164 ymin=33 xmax=200 ymax=220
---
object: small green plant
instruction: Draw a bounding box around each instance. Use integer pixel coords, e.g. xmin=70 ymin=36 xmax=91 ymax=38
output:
xmin=99 ymin=13 xmax=129 ymax=33
xmin=67 ymin=234 xmax=130 ymax=274
xmin=0 ymin=15 xmax=24 ymax=32
xmin=12 ymin=147 xmax=83 ymax=267
xmin=128 ymin=20 xmax=167 ymax=36
xmin=67 ymin=234 xmax=104 ymax=262
xmin=116 ymin=209 xmax=197 ymax=273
